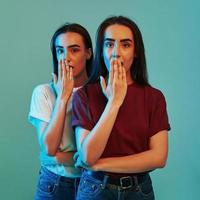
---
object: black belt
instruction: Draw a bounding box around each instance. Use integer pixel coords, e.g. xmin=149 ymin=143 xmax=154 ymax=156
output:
xmin=85 ymin=170 xmax=148 ymax=190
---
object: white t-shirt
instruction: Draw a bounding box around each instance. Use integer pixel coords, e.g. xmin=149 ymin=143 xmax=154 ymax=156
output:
xmin=28 ymin=83 xmax=81 ymax=177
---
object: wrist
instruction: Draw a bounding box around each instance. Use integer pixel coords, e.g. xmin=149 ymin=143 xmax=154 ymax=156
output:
xmin=107 ymin=99 xmax=121 ymax=110
xmin=56 ymin=95 xmax=69 ymax=107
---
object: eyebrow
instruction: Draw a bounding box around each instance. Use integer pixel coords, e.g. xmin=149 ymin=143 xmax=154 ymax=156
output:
xmin=55 ymin=44 xmax=81 ymax=48
xmin=104 ymin=38 xmax=133 ymax=43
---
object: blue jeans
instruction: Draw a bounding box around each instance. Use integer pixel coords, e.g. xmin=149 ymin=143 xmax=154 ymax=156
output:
xmin=35 ymin=167 xmax=80 ymax=200
xmin=76 ymin=170 xmax=155 ymax=200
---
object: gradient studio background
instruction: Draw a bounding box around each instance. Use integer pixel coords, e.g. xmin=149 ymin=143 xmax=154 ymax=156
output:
xmin=0 ymin=0 xmax=199 ymax=199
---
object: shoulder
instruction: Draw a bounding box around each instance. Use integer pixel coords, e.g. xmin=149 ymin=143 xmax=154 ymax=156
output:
xmin=129 ymin=83 xmax=165 ymax=101
xmin=143 ymin=85 xmax=168 ymax=112
xmin=32 ymin=83 xmax=55 ymax=100
xmin=145 ymin=85 xmax=166 ymax=101
xmin=33 ymin=83 xmax=53 ymax=95
xmin=30 ymin=83 xmax=56 ymax=110
xmin=73 ymin=82 xmax=100 ymax=100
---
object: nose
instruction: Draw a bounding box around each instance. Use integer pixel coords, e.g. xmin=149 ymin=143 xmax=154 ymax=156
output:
xmin=112 ymin=44 xmax=121 ymax=59
xmin=64 ymin=49 xmax=71 ymax=64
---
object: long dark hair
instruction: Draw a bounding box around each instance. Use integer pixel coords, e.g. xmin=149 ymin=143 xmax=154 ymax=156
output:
xmin=89 ymin=16 xmax=149 ymax=86
xmin=50 ymin=23 xmax=93 ymax=77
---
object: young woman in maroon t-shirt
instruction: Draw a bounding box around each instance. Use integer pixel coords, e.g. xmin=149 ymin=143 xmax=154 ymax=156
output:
xmin=72 ymin=16 xmax=170 ymax=200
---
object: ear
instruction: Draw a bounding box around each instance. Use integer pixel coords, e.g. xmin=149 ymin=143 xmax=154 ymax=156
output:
xmin=86 ymin=48 xmax=92 ymax=60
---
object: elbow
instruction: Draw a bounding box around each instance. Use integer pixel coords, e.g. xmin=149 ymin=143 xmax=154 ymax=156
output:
xmin=152 ymin=148 xmax=168 ymax=169
xmin=84 ymin=157 xmax=96 ymax=166
xmin=46 ymin=149 xmax=57 ymax=156
xmin=156 ymin=157 xmax=167 ymax=168
xmin=39 ymin=136 xmax=57 ymax=156
xmin=42 ymin=143 xmax=57 ymax=156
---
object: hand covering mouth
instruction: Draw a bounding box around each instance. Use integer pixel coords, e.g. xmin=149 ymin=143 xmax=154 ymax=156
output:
xmin=69 ymin=65 xmax=74 ymax=69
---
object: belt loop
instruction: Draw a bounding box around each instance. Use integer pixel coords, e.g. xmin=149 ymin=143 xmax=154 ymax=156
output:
xmin=133 ymin=176 xmax=140 ymax=191
xmin=56 ymin=174 xmax=61 ymax=186
xmin=101 ymin=175 xmax=109 ymax=189
xmin=133 ymin=176 xmax=138 ymax=185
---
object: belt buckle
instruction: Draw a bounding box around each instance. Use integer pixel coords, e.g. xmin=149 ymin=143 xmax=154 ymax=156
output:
xmin=119 ymin=176 xmax=133 ymax=189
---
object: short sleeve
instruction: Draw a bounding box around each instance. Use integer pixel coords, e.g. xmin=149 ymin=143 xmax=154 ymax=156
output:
xmin=72 ymin=87 xmax=94 ymax=131
xmin=149 ymin=91 xmax=171 ymax=137
xmin=28 ymin=84 xmax=54 ymax=126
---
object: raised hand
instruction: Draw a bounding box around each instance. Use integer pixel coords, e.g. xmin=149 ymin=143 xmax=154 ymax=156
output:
xmin=52 ymin=59 xmax=74 ymax=102
xmin=100 ymin=58 xmax=127 ymax=107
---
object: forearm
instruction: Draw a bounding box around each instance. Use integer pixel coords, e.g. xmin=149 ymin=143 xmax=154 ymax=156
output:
xmin=55 ymin=151 xmax=75 ymax=166
xmin=81 ymin=101 xmax=120 ymax=165
xmin=41 ymin=97 xmax=68 ymax=155
xmin=93 ymin=150 xmax=167 ymax=173
xmin=41 ymin=151 xmax=75 ymax=166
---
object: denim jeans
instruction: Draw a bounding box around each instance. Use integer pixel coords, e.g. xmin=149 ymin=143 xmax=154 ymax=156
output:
xmin=35 ymin=167 xmax=80 ymax=200
xmin=76 ymin=170 xmax=155 ymax=200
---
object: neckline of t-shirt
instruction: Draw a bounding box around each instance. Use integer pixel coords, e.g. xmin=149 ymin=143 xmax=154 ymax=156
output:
xmin=127 ymin=81 xmax=139 ymax=87
xmin=73 ymin=86 xmax=82 ymax=92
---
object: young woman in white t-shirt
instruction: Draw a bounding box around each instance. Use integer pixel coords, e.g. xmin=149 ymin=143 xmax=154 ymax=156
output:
xmin=28 ymin=23 xmax=93 ymax=200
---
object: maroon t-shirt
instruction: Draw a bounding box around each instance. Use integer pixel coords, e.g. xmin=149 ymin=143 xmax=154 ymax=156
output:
xmin=72 ymin=82 xmax=170 ymax=158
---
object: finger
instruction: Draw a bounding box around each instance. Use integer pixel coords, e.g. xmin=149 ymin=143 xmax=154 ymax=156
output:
xmin=113 ymin=59 xmax=118 ymax=81
xmin=75 ymin=157 xmax=84 ymax=168
xmin=113 ymin=64 xmax=118 ymax=83
xmin=117 ymin=59 xmax=122 ymax=80
xmin=58 ymin=59 xmax=63 ymax=80
xmin=67 ymin=66 xmax=70 ymax=80
xmin=73 ymin=152 xmax=79 ymax=162
xmin=74 ymin=160 xmax=81 ymax=168
xmin=69 ymin=67 xmax=73 ymax=80
xmin=109 ymin=59 xmax=115 ymax=85
xmin=122 ymin=66 xmax=127 ymax=82
xmin=64 ymin=60 xmax=70 ymax=78
xmin=62 ymin=61 xmax=67 ymax=82
xmin=100 ymin=76 xmax=106 ymax=94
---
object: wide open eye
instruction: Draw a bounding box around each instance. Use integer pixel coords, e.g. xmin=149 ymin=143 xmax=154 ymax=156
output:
xmin=70 ymin=47 xmax=80 ymax=53
xmin=104 ymin=41 xmax=114 ymax=48
xmin=56 ymin=48 xmax=64 ymax=55
xmin=122 ymin=42 xmax=131 ymax=48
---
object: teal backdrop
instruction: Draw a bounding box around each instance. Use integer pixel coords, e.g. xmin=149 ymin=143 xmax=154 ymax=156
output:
xmin=0 ymin=0 xmax=199 ymax=199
